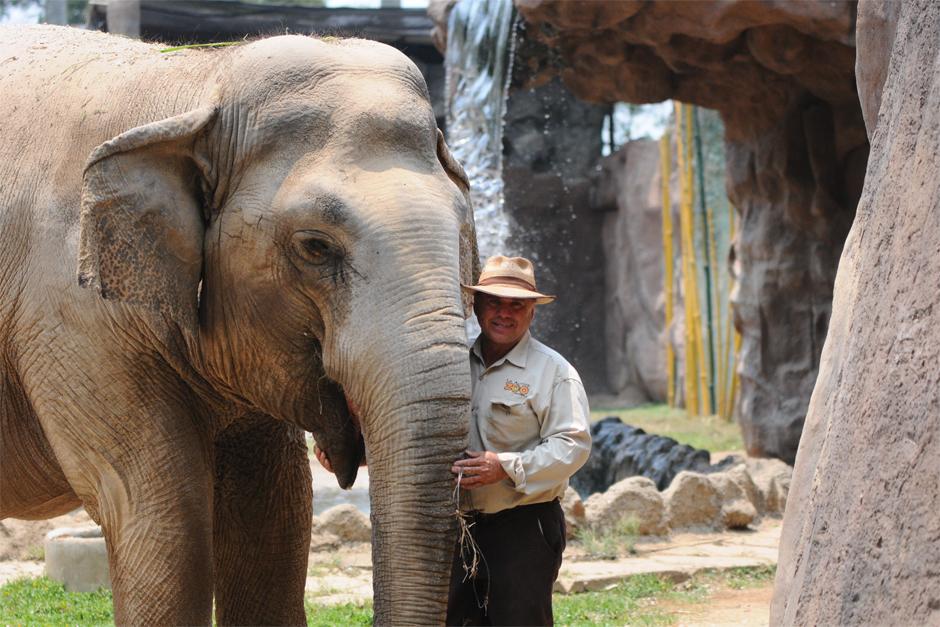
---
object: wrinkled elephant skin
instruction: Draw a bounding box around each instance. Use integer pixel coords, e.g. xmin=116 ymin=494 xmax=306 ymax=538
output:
xmin=0 ymin=25 xmax=478 ymax=625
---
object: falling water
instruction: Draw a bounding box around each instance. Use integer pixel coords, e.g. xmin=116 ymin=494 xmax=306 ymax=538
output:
xmin=445 ymin=0 xmax=516 ymax=261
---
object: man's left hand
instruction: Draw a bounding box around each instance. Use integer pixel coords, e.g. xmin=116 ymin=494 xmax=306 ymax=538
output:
xmin=452 ymin=450 xmax=508 ymax=489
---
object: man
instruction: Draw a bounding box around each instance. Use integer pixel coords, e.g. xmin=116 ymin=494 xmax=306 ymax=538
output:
xmin=448 ymin=255 xmax=591 ymax=626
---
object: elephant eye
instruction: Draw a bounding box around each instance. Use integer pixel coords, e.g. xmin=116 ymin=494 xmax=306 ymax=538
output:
xmin=303 ymin=239 xmax=331 ymax=263
xmin=293 ymin=230 xmax=341 ymax=267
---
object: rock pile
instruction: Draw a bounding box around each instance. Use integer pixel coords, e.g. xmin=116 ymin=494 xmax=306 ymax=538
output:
xmin=565 ymin=457 xmax=792 ymax=538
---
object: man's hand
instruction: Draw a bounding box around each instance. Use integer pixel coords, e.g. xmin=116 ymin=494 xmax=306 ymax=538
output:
xmin=452 ymin=450 xmax=508 ymax=489
xmin=314 ymin=445 xmax=334 ymax=473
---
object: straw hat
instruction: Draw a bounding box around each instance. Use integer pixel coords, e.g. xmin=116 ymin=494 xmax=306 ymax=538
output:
xmin=462 ymin=255 xmax=555 ymax=305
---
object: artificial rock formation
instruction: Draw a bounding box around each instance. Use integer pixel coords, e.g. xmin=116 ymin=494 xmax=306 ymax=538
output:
xmin=431 ymin=0 xmax=869 ymax=462
xmin=594 ymin=140 xmax=670 ymax=404
xmin=773 ymin=1 xmax=940 ymax=624
xmin=510 ymin=0 xmax=868 ymax=464
xmin=500 ymin=75 xmax=609 ymax=391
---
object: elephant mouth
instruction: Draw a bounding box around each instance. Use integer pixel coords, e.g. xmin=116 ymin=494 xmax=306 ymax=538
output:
xmin=314 ymin=388 xmax=366 ymax=490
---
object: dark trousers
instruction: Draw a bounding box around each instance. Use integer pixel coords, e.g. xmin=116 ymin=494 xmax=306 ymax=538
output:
xmin=447 ymin=500 xmax=566 ymax=626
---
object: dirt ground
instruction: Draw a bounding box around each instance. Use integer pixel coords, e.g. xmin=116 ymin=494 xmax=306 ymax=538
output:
xmin=658 ymin=584 xmax=773 ymax=626
xmin=0 ymin=509 xmax=93 ymax=562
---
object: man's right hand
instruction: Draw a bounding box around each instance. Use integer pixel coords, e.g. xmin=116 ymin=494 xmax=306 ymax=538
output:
xmin=452 ymin=450 xmax=508 ymax=489
xmin=314 ymin=445 xmax=334 ymax=473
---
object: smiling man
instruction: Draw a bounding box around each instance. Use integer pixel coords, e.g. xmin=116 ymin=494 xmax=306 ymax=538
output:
xmin=449 ymin=255 xmax=592 ymax=626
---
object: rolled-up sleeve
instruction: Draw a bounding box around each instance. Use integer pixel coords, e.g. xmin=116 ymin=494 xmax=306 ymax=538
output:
xmin=497 ymin=377 xmax=592 ymax=494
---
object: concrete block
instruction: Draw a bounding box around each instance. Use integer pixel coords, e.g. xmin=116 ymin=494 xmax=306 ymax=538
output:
xmin=44 ymin=526 xmax=110 ymax=592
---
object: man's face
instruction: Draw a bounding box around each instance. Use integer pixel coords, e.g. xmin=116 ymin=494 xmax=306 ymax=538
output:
xmin=474 ymin=293 xmax=536 ymax=351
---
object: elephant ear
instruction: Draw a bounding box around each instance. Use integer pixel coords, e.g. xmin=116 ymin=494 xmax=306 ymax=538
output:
xmin=436 ymin=128 xmax=469 ymax=193
xmin=78 ymin=106 xmax=217 ymax=334
xmin=436 ymin=129 xmax=480 ymax=318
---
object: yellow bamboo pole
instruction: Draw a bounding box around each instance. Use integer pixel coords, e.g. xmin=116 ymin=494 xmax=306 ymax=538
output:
xmin=675 ymin=102 xmax=703 ymax=416
xmin=729 ymin=325 xmax=742 ymax=418
xmin=720 ymin=308 xmax=733 ymax=419
xmin=674 ymin=102 xmax=696 ymax=414
xmin=686 ymin=105 xmax=712 ymax=417
xmin=679 ymin=105 xmax=708 ymax=416
xmin=707 ymin=204 xmax=724 ymax=419
xmin=660 ymin=135 xmax=676 ymax=407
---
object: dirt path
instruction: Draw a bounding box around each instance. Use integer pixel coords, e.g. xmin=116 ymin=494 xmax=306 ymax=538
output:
xmin=660 ymin=583 xmax=773 ymax=626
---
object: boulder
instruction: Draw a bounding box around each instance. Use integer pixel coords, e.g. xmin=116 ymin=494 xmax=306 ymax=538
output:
xmin=560 ymin=486 xmax=586 ymax=539
xmin=745 ymin=457 xmax=792 ymax=514
xmin=663 ymin=471 xmax=720 ymax=530
xmin=709 ymin=467 xmax=759 ymax=529
xmin=773 ymin=2 xmax=940 ymax=624
xmin=584 ymin=476 xmax=667 ymax=536
xmin=315 ymin=505 xmax=371 ymax=543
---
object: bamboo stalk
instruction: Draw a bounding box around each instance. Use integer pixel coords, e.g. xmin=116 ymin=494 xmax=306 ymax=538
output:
xmin=692 ymin=107 xmax=717 ymax=415
xmin=660 ymin=135 xmax=676 ymax=407
xmin=674 ymin=102 xmax=697 ymax=415
xmin=730 ymin=324 xmax=742 ymax=419
xmin=684 ymin=104 xmax=711 ymax=417
xmin=707 ymin=204 xmax=725 ymax=419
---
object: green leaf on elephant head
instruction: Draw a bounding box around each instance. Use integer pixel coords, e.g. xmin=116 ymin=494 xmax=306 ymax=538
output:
xmin=159 ymin=41 xmax=246 ymax=54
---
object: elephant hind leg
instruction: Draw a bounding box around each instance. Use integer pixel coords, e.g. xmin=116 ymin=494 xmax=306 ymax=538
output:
xmin=0 ymin=365 xmax=79 ymax=520
xmin=213 ymin=415 xmax=312 ymax=626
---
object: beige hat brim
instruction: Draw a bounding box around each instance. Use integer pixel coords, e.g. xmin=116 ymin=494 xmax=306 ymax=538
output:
xmin=462 ymin=283 xmax=556 ymax=305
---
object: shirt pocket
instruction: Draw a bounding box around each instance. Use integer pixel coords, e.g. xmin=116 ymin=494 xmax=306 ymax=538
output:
xmin=485 ymin=397 xmax=539 ymax=451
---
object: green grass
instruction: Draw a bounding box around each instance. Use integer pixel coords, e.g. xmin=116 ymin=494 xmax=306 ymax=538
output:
xmin=307 ymin=553 xmax=343 ymax=576
xmin=0 ymin=577 xmax=373 ymax=626
xmin=591 ymin=403 xmax=744 ymax=453
xmin=695 ymin=564 xmax=777 ymax=590
xmin=553 ymin=566 xmax=776 ymax=626
xmin=306 ymin=599 xmax=373 ymax=625
xmin=553 ymin=574 xmax=674 ymax=625
xmin=0 ymin=577 xmax=113 ymax=626
xmin=24 ymin=544 xmax=45 ymax=561
xmin=0 ymin=567 xmax=776 ymax=625
xmin=575 ymin=516 xmax=640 ymax=560
xmin=159 ymin=41 xmax=245 ymax=53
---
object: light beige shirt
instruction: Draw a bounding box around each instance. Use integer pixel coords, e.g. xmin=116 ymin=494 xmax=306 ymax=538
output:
xmin=461 ymin=331 xmax=592 ymax=514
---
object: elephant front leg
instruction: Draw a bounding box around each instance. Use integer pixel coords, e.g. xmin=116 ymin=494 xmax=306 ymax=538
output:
xmin=95 ymin=432 xmax=215 ymax=625
xmin=213 ymin=415 xmax=312 ymax=626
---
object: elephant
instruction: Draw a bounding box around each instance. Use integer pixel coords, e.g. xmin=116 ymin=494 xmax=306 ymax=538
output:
xmin=0 ymin=25 xmax=478 ymax=625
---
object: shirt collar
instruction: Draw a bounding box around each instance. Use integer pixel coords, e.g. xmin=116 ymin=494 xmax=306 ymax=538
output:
xmin=470 ymin=331 xmax=531 ymax=370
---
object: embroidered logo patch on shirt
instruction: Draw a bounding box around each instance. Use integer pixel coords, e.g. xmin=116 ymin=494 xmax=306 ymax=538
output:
xmin=504 ymin=379 xmax=530 ymax=396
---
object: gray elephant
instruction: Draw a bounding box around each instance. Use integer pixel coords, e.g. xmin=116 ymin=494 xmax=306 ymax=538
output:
xmin=0 ymin=25 xmax=478 ymax=625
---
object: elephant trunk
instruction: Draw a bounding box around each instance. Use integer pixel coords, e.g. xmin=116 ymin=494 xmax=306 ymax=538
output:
xmin=329 ymin=304 xmax=470 ymax=623
xmin=367 ymin=396 xmax=467 ymax=624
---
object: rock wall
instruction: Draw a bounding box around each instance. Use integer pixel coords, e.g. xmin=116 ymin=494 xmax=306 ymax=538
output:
xmin=432 ymin=0 xmax=869 ymax=462
xmin=772 ymin=1 xmax=940 ymax=623
xmin=594 ymin=140 xmax=670 ymax=403
xmin=727 ymin=97 xmax=865 ymax=463
xmin=501 ymin=72 xmax=610 ymax=392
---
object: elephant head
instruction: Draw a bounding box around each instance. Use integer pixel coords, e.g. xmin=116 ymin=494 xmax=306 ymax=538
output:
xmin=77 ymin=36 xmax=478 ymax=623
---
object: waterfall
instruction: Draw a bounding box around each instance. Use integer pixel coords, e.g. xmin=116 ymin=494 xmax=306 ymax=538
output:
xmin=445 ymin=0 xmax=516 ymax=261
